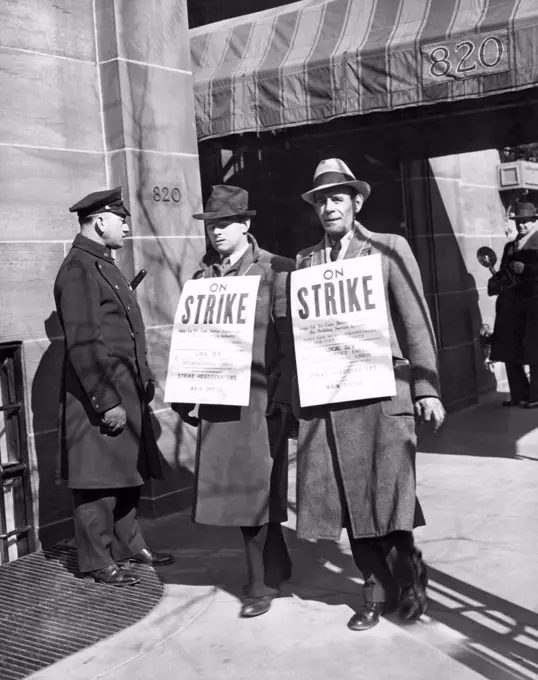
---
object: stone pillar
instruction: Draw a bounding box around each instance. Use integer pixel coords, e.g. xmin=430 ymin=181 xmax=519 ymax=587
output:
xmin=95 ymin=0 xmax=204 ymax=517
xmin=406 ymin=150 xmax=508 ymax=410
xmin=0 ymin=0 xmax=204 ymax=547
xmin=0 ymin=0 xmax=108 ymax=544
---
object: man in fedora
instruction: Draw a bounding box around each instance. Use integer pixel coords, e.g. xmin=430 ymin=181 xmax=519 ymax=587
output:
xmin=54 ymin=187 xmax=173 ymax=586
xmin=293 ymin=159 xmax=445 ymax=630
xmin=171 ymin=185 xmax=295 ymax=618
xmin=489 ymin=199 xmax=538 ymax=407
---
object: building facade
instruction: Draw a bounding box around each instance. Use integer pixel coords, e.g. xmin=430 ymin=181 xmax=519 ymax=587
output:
xmin=1 ymin=0 xmax=537 ymax=559
xmin=0 ymin=0 xmax=204 ymax=558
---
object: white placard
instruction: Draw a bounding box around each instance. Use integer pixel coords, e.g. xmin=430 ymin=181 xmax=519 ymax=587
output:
xmin=291 ymin=254 xmax=396 ymax=407
xmin=164 ymin=276 xmax=261 ymax=406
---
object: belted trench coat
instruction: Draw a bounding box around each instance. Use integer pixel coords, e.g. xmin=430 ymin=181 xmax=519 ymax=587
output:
xmin=54 ymin=234 xmax=162 ymax=489
xmin=294 ymin=225 xmax=440 ymax=541
xmin=184 ymin=236 xmax=295 ymax=527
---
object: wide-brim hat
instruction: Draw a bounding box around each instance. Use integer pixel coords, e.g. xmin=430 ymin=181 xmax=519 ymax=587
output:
xmin=193 ymin=184 xmax=256 ymax=220
xmin=301 ymin=158 xmax=371 ymax=204
xmin=69 ymin=186 xmax=130 ymax=219
xmin=508 ymin=200 xmax=538 ymax=221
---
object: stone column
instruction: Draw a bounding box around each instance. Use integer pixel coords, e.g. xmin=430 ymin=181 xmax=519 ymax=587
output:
xmin=0 ymin=0 xmax=109 ymax=545
xmin=95 ymin=0 xmax=205 ymax=517
xmin=406 ymin=150 xmax=508 ymax=410
xmin=0 ymin=0 xmax=204 ymax=549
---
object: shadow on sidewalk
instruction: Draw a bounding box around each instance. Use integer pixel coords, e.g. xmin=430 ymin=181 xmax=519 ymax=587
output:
xmin=418 ymin=392 xmax=538 ymax=460
xmin=423 ymin=566 xmax=538 ymax=680
xmin=291 ymin=535 xmax=538 ymax=680
xmin=146 ymin=508 xmax=538 ymax=680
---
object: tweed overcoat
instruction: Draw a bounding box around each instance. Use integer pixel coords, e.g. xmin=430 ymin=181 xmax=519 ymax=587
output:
xmin=294 ymin=225 xmax=440 ymax=541
xmin=490 ymin=232 xmax=538 ymax=364
xmin=54 ymin=234 xmax=162 ymax=489
xmin=182 ymin=235 xmax=295 ymax=527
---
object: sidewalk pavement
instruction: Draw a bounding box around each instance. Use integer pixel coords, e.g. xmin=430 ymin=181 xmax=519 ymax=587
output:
xmin=29 ymin=394 xmax=538 ymax=680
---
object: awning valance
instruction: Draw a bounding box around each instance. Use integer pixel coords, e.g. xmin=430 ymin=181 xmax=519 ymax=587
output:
xmin=190 ymin=0 xmax=538 ymax=142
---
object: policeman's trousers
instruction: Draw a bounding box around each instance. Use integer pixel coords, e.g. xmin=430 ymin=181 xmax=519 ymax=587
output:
xmin=72 ymin=487 xmax=147 ymax=573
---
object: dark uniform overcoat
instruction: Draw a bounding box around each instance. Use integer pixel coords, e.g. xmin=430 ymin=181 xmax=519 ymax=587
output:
xmin=294 ymin=226 xmax=440 ymax=542
xmin=187 ymin=235 xmax=295 ymax=527
xmin=54 ymin=234 xmax=162 ymax=489
xmin=490 ymin=232 xmax=538 ymax=364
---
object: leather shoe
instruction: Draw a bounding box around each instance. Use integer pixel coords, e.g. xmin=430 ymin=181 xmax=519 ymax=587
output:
xmin=524 ymin=401 xmax=538 ymax=409
xmin=348 ymin=601 xmax=393 ymax=631
xmin=90 ymin=564 xmax=140 ymax=587
xmin=399 ymin=547 xmax=428 ymax=622
xmin=240 ymin=594 xmax=275 ymax=618
xmin=128 ymin=548 xmax=175 ymax=566
xmin=399 ymin=585 xmax=428 ymax=622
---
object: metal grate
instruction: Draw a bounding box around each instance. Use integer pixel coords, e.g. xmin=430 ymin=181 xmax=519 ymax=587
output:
xmin=0 ymin=546 xmax=164 ymax=679
xmin=0 ymin=343 xmax=34 ymax=564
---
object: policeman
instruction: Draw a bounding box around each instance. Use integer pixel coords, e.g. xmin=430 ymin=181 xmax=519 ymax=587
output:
xmin=54 ymin=187 xmax=173 ymax=586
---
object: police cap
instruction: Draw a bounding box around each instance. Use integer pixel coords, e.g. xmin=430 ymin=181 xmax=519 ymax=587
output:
xmin=69 ymin=186 xmax=131 ymax=219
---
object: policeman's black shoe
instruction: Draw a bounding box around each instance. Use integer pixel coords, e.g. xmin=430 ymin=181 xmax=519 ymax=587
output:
xmin=90 ymin=564 xmax=140 ymax=587
xmin=502 ymin=399 xmax=526 ymax=407
xmin=128 ymin=548 xmax=175 ymax=566
xmin=524 ymin=401 xmax=538 ymax=409
xmin=239 ymin=594 xmax=276 ymax=618
xmin=347 ymin=601 xmax=396 ymax=631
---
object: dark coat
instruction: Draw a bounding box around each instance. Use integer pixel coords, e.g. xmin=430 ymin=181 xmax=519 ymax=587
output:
xmin=294 ymin=226 xmax=440 ymax=541
xmin=184 ymin=236 xmax=295 ymax=527
xmin=490 ymin=232 xmax=538 ymax=364
xmin=54 ymin=234 xmax=162 ymax=489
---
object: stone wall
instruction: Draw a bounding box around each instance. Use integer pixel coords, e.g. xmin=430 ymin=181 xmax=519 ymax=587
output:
xmin=406 ymin=150 xmax=508 ymax=410
xmin=0 ymin=0 xmax=203 ymax=547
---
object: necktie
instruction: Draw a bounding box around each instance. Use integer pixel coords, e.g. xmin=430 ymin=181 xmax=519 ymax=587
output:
xmin=220 ymin=257 xmax=231 ymax=275
xmin=330 ymin=240 xmax=342 ymax=262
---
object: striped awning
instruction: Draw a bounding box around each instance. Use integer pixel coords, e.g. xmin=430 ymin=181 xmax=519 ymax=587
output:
xmin=190 ymin=0 xmax=538 ymax=141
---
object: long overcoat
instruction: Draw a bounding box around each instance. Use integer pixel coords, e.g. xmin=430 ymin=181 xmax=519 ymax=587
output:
xmin=54 ymin=234 xmax=162 ymax=489
xmin=490 ymin=232 xmax=538 ymax=364
xmin=184 ymin=235 xmax=295 ymax=527
xmin=294 ymin=225 xmax=440 ymax=541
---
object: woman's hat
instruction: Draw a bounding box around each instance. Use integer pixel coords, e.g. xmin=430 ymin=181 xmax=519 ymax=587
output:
xmin=508 ymin=201 xmax=538 ymax=221
xmin=193 ymin=185 xmax=256 ymax=220
xmin=301 ymin=158 xmax=371 ymax=204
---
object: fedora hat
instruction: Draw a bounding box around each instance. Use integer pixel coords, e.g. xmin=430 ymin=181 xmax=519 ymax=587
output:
xmin=301 ymin=159 xmax=371 ymax=204
xmin=508 ymin=200 xmax=538 ymax=221
xmin=193 ymin=185 xmax=256 ymax=220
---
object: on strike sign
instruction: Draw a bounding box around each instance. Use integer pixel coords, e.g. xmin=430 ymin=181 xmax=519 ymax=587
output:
xmin=291 ymin=254 xmax=396 ymax=407
xmin=164 ymin=276 xmax=260 ymax=406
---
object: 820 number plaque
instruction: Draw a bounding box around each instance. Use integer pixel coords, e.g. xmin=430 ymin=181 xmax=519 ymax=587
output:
xmin=152 ymin=186 xmax=181 ymax=203
xmin=422 ymin=29 xmax=509 ymax=84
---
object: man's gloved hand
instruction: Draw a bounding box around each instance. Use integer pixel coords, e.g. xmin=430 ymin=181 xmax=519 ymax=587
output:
xmin=171 ymin=402 xmax=199 ymax=427
xmin=102 ymin=404 xmax=127 ymax=435
xmin=509 ymin=261 xmax=525 ymax=275
xmin=414 ymin=397 xmax=445 ymax=432
xmin=145 ymin=379 xmax=156 ymax=403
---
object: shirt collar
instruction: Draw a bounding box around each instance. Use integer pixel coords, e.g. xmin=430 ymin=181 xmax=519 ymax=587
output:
xmin=324 ymin=227 xmax=355 ymax=261
xmin=223 ymin=241 xmax=250 ymax=267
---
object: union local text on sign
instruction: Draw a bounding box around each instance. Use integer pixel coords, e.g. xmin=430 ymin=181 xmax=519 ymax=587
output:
xmin=291 ymin=254 xmax=396 ymax=408
xmin=164 ymin=275 xmax=261 ymax=406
